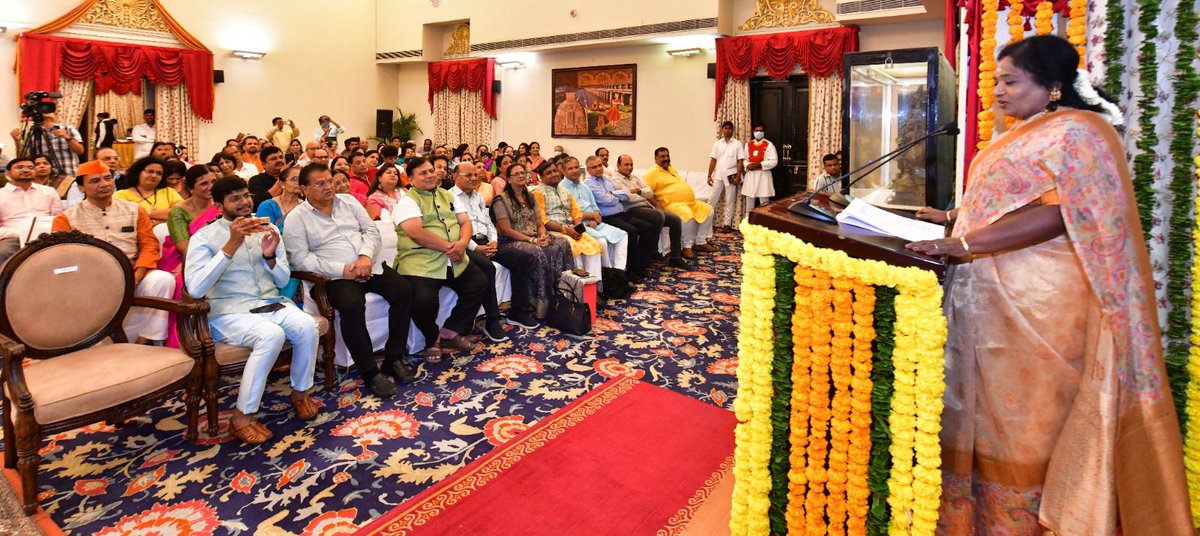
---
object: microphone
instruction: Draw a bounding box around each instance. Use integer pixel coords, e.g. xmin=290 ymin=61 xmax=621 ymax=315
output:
xmin=788 ymin=121 xmax=957 ymax=223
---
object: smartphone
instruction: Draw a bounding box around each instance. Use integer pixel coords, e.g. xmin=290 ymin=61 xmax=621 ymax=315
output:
xmin=249 ymin=302 xmax=286 ymax=314
xmin=573 ymin=223 xmax=586 ymax=234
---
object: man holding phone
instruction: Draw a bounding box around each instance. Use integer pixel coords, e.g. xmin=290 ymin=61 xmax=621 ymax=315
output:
xmin=185 ymin=176 xmax=320 ymax=445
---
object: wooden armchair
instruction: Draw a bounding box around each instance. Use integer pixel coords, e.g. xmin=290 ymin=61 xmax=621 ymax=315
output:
xmin=192 ymin=270 xmax=336 ymax=436
xmin=0 ymin=231 xmax=204 ymax=515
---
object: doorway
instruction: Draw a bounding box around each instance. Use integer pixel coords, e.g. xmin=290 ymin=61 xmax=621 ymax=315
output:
xmin=750 ymin=76 xmax=809 ymax=197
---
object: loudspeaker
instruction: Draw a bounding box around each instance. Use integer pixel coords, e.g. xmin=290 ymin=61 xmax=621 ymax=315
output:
xmin=706 ymin=63 xmax=716 ymax=79
xmin=492 ymin=80 xmax=502 ymax=94
xmin=375 ymin=109 xmax=393 ymax=139
xmin=213 ymin=70 xmax=225 ymax=84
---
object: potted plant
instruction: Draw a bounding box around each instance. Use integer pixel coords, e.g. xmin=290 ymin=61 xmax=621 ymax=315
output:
xmin=370 ymin=109 xmax=422 ymax=145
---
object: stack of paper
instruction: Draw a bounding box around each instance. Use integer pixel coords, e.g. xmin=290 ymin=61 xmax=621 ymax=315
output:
xmin=835 ymin=199 xmax=947 ymax=242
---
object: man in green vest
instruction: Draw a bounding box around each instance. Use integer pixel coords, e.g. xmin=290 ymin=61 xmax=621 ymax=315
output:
xmin=394 ymin=156 xmax=488 ymax=363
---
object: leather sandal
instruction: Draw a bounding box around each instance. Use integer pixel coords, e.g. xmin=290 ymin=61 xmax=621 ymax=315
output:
xmin=421 ymin=346 xmax=443 ymax=364
xmin=229 ymin=419 xmax=271 ymax=445
xmin=439 ymin=335 xmax=474 ymax=353
xmin=291 ymin=395 xmax=320 ymax=421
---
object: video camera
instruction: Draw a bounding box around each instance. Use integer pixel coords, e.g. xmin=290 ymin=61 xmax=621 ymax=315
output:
xmin=20 ymin=91 xmax=61 ymax=123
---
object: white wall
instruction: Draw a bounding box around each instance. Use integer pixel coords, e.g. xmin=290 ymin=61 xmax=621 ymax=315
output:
xmin=859 ymin=19 xmax=944 ymax=52
xmin=1 ymin=0 xmax=395 ymax=158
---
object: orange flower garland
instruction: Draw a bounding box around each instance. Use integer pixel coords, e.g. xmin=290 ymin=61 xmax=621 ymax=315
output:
xmin=977 ymin=0 xmax=1001 ymax=148
xmin=786 ymin=267 xmax=815 ymax=533
xmin=1008 ymin=0 xmax=1026 ymax=42
xmin=1066 ymin=0 xmax=1087 ymax=66
xmin=825 ymin=278 xmax=856 ymax=534
xmin=847 ymin=281 xmax=876 ymax=534
xmin=805 ymin=270 xmax=833 ymax=534
xmin=1034 ymin=1 xmax=1054 ymax=35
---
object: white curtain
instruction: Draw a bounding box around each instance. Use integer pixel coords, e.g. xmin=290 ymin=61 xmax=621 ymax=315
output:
xmin=153 ymin=83 xmax=200 ymax=155
xmin=714 ymin=78 xmax=752 ymax=225
xmin=56 ymin=76 xmax=93 ymax=132
xmin=432 ymin=88 xmax=493 ymax=149
xmin=808 ymin=75 xmax=843 ymax=184
xmin=92 ymin=91 xmax=142 ymax=142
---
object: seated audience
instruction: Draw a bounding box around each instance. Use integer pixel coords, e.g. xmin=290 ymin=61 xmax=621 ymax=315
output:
xmin=67 ymin=147 xmax=120 ymax=208
xmin=811 ymin=153 xmax=841 ymax=193
xmin=0 ymin=157 xmax=63 ymax=263
xmin=432 ymin=155 xmax=453 ymax=190
xmin=284 ymin=163 xmax=417 ymax=398
xmin=584 ymin=155 xmax=657 ymax=279
xmin=457 ymin=153 xmax=494 ymax=205
xmin=257 ymin=165 xmax=305 ymax=300
xmin=449 ymin=162 xmax=531 ymax=336
xmin=643 ymin=147 xmax=717 ymax=257
xmin=558 ymin=156 xmax=629 ymax=271
xmin=286 ymin=139 xmax=304 ymax=165
xmin=53 ymin=160 xmax=173 ymax=344
xmin=161 ymin=165 xmax=219 ymax=347
xmin=163 ymin=159 xmax=189 ymax=199
xmin=532 ymin=162 xmax=604 ymax=277
xmin=348 ymin=152 xmax=373 ymax=196
xmin=394 ymin=157 xmax=488 ymax=362
xmin=151 ymin=141 xmax=176 ymax=161
xmin=298 ymin=141 xmax=320 ymax=167
xmin=489 ymin=154 xmax=516 ymax=200
xmin=491 ymin=163 xmax=574 ymax=321
xmin=184 ymin=176 xmax=320 ymax=445
xmin=241 ymin=136 xmax=265 ymax=173
xmin=31 ymin=155 xmax=53 ymax=186
xmin=310 ymin=147 xmax=332 ymax=167
xmin=527 ymin=141 xmax=546 ymax=171
xmin=332 ymin=169 xmax=368 ymax=206
xmin=614 ymin=154 xmax=685 ymax=268
xmin=115 ymin=156 xmax=184 ymax=224
xmin=367 ymin=163 xmax=405 ymax=220
xmin=248 ymin=146 xmax=288 ymax=211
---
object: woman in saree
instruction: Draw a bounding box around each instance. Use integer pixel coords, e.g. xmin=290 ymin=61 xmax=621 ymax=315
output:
xmin=908 ymin=36 xmax=1190 ymax=535
xmin=490 ymin=163 xmax=574 ymax=320
xmin=160 ymin=165 xmax=219 ymax=348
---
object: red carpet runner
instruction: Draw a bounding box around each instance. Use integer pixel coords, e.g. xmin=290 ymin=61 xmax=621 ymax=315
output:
xmin=356 ymin=377 xmax=736 ymax=535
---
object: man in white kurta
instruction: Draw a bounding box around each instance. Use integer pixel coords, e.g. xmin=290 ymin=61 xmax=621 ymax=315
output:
xmin=706 ymin=121 xmax=742 ymax=229
xmin=740 ymin=125 xmax=777 ymax=213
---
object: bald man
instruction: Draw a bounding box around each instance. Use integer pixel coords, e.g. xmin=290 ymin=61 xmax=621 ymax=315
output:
xmin=298 ymin=141 xmax=321 ymax=167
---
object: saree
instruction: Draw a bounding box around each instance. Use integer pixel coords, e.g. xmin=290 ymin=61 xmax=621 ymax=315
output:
xmin=939 ymin=110 xmax=1191 ymax=535
xmin=159 ymin=203 xmax=220 ymax=348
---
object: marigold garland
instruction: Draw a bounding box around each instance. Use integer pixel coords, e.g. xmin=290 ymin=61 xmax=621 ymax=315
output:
xmin=1183 ymin=109 xmax=1200 ymax=526
xmin=977 ymin=0 xmax=1001 ymax=148
xmin=1034 ymin=1 xmax=1055 ymax=35
xmin=848 ymin=281 xmax=877 ymax=535
xmin=806 ymin=270 xmax=834 ymax=534
xmin=826 ymin=278 xmax=857 ymax=534
xmin=785 ymin=267 xmax=815 ymax=533
xmin=1065 ymin=0 xmax=1087 ymax=66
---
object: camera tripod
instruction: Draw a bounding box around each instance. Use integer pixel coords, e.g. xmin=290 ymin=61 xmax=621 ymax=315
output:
xmin=16 ymin=120 xmax=66 ymax=178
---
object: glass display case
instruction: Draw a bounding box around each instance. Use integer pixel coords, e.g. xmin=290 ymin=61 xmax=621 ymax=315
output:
xmin=839 ymin=48 xmax=956 ymax=211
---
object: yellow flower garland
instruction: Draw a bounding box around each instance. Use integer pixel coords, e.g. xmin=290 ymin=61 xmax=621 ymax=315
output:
xmin=848 ymin=281 xmax=876 ymax=534
xmin=977 ymin=0 xmax=1001 ymax=148
xmin=786 ymin=267 xmax=815 ymax=533
xmin=1034 ymin=1 xmax=1054 ymax=35
xmin=734 ymin=222 xmax=946 ymax=535
xmin=1066 ymin=0 xmax=1087 ymax=66
xmin=1184 ymin=109 xmax=1200 ymax=526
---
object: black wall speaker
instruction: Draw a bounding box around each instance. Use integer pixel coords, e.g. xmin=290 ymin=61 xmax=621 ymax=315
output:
xmin=375 ymin=109 xmax=394 ymax=139
xmin=213 ymin=70 xmax=225 ymax=84
xmin=706 ymin=63 xmax=716 ymax=79
xmin=492 ymin=80 xmax=501 ymax=94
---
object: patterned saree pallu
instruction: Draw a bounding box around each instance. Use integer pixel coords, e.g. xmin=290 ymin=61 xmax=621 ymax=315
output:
xmin=731 ymin=222 xmax=947 ymax=536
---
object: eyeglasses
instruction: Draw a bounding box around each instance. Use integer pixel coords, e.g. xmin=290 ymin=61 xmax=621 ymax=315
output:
xmin=511 ymin=171 xmax=530 ymax=178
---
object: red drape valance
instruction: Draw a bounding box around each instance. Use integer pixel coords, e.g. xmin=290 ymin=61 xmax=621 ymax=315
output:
xmin=18 ymin=34 xmax=214 ymax=120
xmin=714 ymin=26 xmax=859 ymax=118
xmin=428 ymin=58 xmax=497 ymax=119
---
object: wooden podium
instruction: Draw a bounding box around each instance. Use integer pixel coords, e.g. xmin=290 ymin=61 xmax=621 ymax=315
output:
xmin=731 ymin=192 xmax=949 ymax=535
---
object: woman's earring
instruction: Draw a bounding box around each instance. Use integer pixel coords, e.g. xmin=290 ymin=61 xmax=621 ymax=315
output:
xmin=1049 ymin=87 xmax=1062 ymax=102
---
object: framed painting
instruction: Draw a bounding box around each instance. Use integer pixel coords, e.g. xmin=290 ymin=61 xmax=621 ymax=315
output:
xmin=551 ymin=64 xmax=636 ymax=139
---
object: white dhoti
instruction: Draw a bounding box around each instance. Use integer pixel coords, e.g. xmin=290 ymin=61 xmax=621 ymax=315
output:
xmin=124 ymin=269 xmax=174 ymax=342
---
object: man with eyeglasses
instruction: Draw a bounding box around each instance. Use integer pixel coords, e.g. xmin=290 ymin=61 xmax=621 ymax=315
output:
xmin=283 ymin=163 xmax=417 ymax=399
xmin=393 ymin=156 xmax=488 ymax=361
xmin=0 ymin=157 xmax=63 ymax=263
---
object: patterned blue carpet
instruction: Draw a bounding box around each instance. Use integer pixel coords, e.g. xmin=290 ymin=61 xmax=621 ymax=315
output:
xmin=10 ymin=230 xmax=743 ymax=535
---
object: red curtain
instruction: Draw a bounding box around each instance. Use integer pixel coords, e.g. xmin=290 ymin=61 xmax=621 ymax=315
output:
xmin=18 ymin=33 xmax=214 ymax=120
xmin=714 ymin=26 xmax=859 ymax=118
xmin=427 ymin=58 xmax=497 ymax=119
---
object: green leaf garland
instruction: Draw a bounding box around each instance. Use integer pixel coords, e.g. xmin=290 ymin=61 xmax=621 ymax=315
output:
xmin=865 ymin=286 xmax=898 ymax=536
xmin=768 ymin=255 xmax=797 ymax=534
xmin=1103 ymin=0 xmax=1126 ymax=97
xmin=1132 ymin=0 xmax=1160 ymax=240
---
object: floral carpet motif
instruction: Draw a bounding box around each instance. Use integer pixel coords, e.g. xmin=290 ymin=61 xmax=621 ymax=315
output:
xmin=5 ymin=230 xmax=743 ymax=535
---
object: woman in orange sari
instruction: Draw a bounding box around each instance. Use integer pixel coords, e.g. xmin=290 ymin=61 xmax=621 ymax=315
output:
xmin=909 ymin=36 xmax=1191 ymax=535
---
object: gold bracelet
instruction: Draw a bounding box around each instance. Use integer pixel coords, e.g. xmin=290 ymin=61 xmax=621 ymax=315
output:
xmin=959 ymin=236 xmax=970 ymax=254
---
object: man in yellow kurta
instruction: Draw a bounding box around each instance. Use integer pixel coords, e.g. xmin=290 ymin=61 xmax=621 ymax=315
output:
xmin=642 ymin=147 xmax=716 ymax=257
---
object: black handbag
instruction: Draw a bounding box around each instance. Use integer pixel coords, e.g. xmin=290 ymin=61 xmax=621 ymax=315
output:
xmin=600 ymin=267 xmax=633 ymax=299
xmin=547 ymin=287 xmax=592 ymax=335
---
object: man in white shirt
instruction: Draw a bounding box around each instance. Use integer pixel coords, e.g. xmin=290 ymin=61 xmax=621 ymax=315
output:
xmin=0 ymin=157 xmax=63 ymax=262
xmin=449 ymin=161 xmax=537 ymax=333
xmin=315 ymin=115 xmax=345 ymax=143
xmin=811 ymin=153 xmax=841 ymax=193
xmin=284 ymin=162 xmax=417 ymax=399
xmin=131 ymin=109 xmax=156 ymax=160
xmin=706 ymin=121 xmax=742 ymax=229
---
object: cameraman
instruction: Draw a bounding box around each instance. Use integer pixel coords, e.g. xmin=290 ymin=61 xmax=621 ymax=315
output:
xmin=9 ymin=112 xmax=83 ymax=179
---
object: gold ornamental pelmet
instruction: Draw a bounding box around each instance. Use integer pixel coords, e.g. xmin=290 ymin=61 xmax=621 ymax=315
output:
xmin=739 ymin=0 xmax=836 ymax=30
xmin=78 ymin=0 xmax=170 ymax=32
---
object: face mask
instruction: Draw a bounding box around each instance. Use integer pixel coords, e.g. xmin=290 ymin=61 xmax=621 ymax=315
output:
xmin=753 ymin=131 xmax=765 ymax=140
xmin=552 ymin=151 xmax=562 ymax=157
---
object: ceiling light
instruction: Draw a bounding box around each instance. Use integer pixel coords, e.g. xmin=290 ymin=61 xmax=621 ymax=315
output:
xmin=231 ymin=50 xmax=266 ymax=60
xmin=497 ymin=60 xmax=524 ymax=68
xmin=666 ymin=48 xmax=705 ymax=57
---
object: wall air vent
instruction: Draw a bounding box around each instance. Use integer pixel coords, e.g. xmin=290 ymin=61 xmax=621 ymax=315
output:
xmin=836 ymin=0 xmax=925 ymax=19
xmin=376 ymin=49 xmax=423 ymax=61
xmin=469 ymin=17 xmax=718 ymax=53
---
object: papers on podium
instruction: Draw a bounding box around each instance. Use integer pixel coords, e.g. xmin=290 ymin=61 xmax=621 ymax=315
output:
xmin=835 ymin=199 xmax=946 ymax=243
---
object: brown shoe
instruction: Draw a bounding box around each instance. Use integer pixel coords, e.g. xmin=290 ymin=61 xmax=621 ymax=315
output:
xmin=229 ymin=419 xmax=271 ymax=445
xmin=682 ymin=248 xmax=695 ymax=259
xmin=439 ymin=335 xmax=475 ymax=353
xmin=694 ymin=243 xmax=719 ymax=253
xmin=291 ymin=395 xmax=320 ymax=421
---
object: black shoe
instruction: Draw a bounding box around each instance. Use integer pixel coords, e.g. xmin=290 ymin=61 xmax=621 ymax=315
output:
xmin=668 ymin=257 xmax=688 ymax=269
xmin=367 ymin=374 xmax=397 ymax=398
xmin=388 ymin=360 xmax=417 ymax=383
xmin=651 ymin=253 xmax=667 ymax=263
xmin=506 ymin=311 xmax=539 ymax=329
xmin=483 ymin=320 xmax=510 ymax=342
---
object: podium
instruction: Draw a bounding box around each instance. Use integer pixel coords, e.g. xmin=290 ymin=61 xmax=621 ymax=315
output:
xmin=730 ymin=194 xmax=948 ymax=535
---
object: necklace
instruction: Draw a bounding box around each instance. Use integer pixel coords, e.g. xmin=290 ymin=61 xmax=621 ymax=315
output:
xmin=135 ymin=187 xmax=158 ymax=206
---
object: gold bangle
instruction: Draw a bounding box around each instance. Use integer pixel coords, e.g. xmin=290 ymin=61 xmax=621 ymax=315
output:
xmin=959 ymin=236 xmax=970 ymax=254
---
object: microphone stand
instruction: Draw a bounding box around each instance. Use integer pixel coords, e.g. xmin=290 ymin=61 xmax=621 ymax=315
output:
xmin=788 ymin=123 xmax=957 ymax=223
